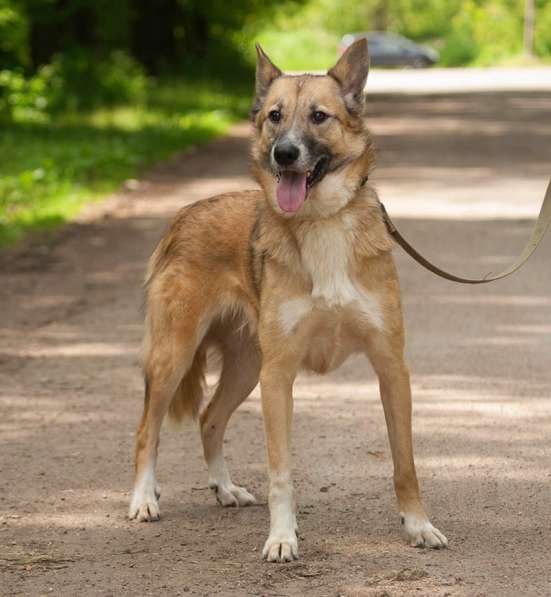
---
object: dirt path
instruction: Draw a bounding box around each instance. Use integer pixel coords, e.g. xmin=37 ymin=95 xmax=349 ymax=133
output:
xmin=1 ymin=89 xmax=551 ymax=597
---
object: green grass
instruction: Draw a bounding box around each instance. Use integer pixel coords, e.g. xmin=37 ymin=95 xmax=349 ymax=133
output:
xmin=0 ymin=78 xmax=251 ymax=246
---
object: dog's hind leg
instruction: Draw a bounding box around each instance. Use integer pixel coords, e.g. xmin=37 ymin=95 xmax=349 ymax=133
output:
xmin=129 ymin=291 xmax=207 ymax=522
xmin=200 ymin=321 xmax=260 ymax=507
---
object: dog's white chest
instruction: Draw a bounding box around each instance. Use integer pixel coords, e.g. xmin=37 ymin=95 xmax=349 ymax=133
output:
xmin=278 ymin=221 xmax=384 ymax=344
xmin=300 ymin=218 xmax=357 ymax=307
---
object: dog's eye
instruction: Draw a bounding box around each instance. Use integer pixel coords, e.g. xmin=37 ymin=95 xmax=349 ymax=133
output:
xmin=268 ymin=110 xmax=281 ymax=123
xmin=311 ymin=110 xmax=329 ymax=124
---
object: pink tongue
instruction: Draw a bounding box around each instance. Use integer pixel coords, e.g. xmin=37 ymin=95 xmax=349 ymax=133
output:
xmin=276 ymin=171 xmax=307 ymax=213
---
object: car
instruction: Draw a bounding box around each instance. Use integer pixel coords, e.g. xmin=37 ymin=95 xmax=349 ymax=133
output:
xmin=339 ymin=31 xmax=439 ymax=68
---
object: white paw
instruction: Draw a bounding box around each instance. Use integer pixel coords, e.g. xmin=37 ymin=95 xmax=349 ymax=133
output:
xmin=401 ymin=513 xmax=448 ymax=549
xmin=262 ymin=533 xmax=299 ymax=562
xmin=209 ymin=481 xmax=256 ymax=507
xmin=128 ymin=489 xmax=160 ymax=522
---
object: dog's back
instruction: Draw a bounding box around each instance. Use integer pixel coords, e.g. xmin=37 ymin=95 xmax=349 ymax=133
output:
xmin=142 ymin=190 xmax=262 ymax=421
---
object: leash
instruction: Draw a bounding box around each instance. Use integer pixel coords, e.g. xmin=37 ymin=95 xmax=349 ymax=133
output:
xmin=376 ymin=177 xmax=551 ymax=284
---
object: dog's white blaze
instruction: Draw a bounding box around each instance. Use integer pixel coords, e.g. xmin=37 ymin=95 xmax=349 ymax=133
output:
xmin=300 ymin=219 xmax=384 ymax=330
xmin=271 ymin=128 xmax=309 ymax=173
xmin=279 ymin=297 xmax=312 ymax=335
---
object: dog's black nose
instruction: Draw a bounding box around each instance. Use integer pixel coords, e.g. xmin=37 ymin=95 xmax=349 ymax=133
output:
xmin=274 ymin=142 xmax=300 ymax=166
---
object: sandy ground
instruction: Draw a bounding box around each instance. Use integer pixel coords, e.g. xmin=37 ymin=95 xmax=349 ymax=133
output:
xmin=1 ymin=80 xmax=551 ymax=597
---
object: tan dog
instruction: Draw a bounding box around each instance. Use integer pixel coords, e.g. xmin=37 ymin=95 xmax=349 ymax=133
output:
xmin=129 ymin=39 xmax=448 ymax=562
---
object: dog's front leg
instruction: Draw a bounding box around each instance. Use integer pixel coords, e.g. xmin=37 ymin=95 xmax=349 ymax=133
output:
xmin=366 ymin=332 xmax=448 ymax=549
xmin=259 ymin=360 xmax=299 ymax=562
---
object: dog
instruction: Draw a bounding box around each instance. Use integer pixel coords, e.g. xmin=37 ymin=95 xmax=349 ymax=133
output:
xmin=128 ymin=38 xmax=448 ymax=562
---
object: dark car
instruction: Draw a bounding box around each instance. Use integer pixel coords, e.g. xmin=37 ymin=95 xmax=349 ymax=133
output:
xmin=339 ymin=31 xmax=439 ymax=68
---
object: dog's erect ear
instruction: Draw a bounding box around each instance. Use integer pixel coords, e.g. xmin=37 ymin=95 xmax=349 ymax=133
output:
xmin=254 ymin=43 xmax=282 ymax=107
xmin=327 ymin=38 xmax=369 ymax=111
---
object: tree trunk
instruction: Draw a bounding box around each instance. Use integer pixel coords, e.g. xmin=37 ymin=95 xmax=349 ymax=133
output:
xmin=524 ymin=0 xmax=535 ymax=57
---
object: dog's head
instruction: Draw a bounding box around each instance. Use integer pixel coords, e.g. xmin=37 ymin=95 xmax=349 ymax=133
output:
xmin=250 ymin=39 xmax=374 ymax=219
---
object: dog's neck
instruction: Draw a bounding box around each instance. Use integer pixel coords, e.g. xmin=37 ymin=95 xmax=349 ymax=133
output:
xmin=258 ymin=181 xmax=393 ymax=279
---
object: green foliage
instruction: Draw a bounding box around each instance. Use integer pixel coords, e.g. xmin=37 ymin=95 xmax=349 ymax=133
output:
xmin=469 ymin=1 xmax=522 ymax=65
xmin=535 ymin=0 xmax=551 ymax=56
xmin=0 ymin=63 xmax=63 ymax=122
xmin=0 ymin=78 xmax=250 ymax=245
xmin=390 ymin=0 xmax=463 ymax=41
xmin=439 ymin=26 xmax=479 ymax=66
xmin=0 ymin=50 xmax=147 ymax=123
xmin=254 ymin=28 xmax=339 ymax=70
xmin=254 ymin=0 xmax=551 ymax=69
xmin=0 ymin=0 xmax=28 ymax=67
xmin=0 ymin=0 xmax=266 ymax=244
xmin=52 ymin=49 xmax=148 ymax=109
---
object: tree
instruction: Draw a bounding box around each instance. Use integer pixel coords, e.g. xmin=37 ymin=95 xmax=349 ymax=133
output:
xmin=524 ymin=0 xmax=535 ymax=56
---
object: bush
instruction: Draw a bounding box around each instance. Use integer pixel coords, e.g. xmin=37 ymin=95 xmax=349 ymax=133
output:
xmin=0 ymin=77 xmax=250 ymax=245
xmin=0 ymin=63 xmax=64 ymax=123
xmin=52 ymin=49 xmax=148 ymax=110
xmin=0 ymin=49 xmax=148 ymax=123
xmin=535 ymin=1 xmax=551 ymax=57
xmin=253 ymin=28 xmax=339 ymax=71
xmin=0 ymin=0 xmax=28 ymax=68
xmin=439 ymin=7 xmax=480 ymax=66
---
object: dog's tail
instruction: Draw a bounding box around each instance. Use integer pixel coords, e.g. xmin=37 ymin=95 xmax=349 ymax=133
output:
xmin=167 ymin=348 xmax=207 ymax=422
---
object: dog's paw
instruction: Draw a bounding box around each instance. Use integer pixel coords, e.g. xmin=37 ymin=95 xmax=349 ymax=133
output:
xmin=128 ymin=491 xmax=160 ymax=522
xmin=209 ymin=481 xmax=256 ymax=507
xmin=262 ymin=534 xmax=299 ymax=563
xmin=401 ymin=513 xmax=448 ymax=549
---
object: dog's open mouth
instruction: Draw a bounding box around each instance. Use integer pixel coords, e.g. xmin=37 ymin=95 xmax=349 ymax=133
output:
xmin=275 ymin=157 xmax=329 ymax=213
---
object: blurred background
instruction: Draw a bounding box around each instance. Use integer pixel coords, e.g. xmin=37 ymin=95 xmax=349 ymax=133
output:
xmin=1 ymin=0 xmax=551 ymax=244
